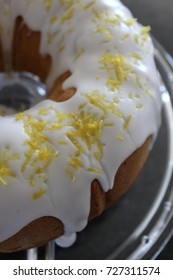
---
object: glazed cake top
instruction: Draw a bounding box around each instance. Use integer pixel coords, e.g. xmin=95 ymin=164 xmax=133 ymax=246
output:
xmin=0 ymin=0 xmax=161 ymax=246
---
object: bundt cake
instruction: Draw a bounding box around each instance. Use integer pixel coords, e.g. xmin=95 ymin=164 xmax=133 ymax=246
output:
xmin=0 ymin=0 xmax=161 ymax=252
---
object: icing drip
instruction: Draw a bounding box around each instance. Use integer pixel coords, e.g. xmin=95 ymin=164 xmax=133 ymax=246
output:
xmin=55 ymin=233 xmax=77 ymax=248
xmin=0 ymin=0 xmax=162 ymax=244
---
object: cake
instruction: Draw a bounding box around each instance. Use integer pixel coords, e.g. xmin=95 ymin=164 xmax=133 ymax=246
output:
xmin=0 ymin=0 xmax=161 ymax=252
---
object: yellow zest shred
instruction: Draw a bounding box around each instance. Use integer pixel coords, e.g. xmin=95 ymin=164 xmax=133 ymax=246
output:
xmin=135 ymin=93 xmax=140 ymax=99
xmin=78 ymin=103 xmax=87 ymax=110
xmin=15 ymin=112 xmax=26 ymax=121
xmin=66 ymin=167 xmax=75 ymax=182
xmin=136 ymin=104 xmax=143 ymax=109
xmin=92 ymin=9 xmax=122 ymax=25
xmin=50 ymin=15 xmax=58 ymax=24
xmin=141 ymin=26 xmax=151 ymax=36
xmin=47 ymin=33 xmax=57 ymax=44
xmin=67 ymin=111 xmax=104 ymax=151
xmin=121 ymin=33 xmax=130 ymax=41
xmin=82 ymin=1 xmax=96 ymax=10
xmin=61 ymin=7 xmax=76 ymax=23
xmin=58 ymin=46 xmax=65 ymax=53
xmin=31 ymin=188 xmax=47 ymax=200
xmin=145 ymin=86 xmax=152 ymax=97
xmin=135 ymin=75 xmax=142 ymax=89
xmin=123 ymin=115 xmax=132 ymax=130
xmin=92 ymin=9 xmax=124 ymax=44
xmin=60 ymin=0 xmax=73 ymax=7
xmin=69 ymin=155 xmax=83 ymax=171
xmin=92 ymin=8 xmax=101 ymax=20
xmin=129 ymin=53 xmax=142 ymax=60
xmin=128 ymin=92 xmax=133 ymax=99
xmin=125 ymin=18 xmax=137 ymax=26
xmin=116 ymin=135 xmax=125 ymax=142
xmin=0 ymin=146 xmax=18 ymax=186
xmin=95 ymin=26 xmax=113 ymax=42
xmin=57 ymin=140 xmax=67 ymax=145
xmin=0 ymin=162 xmax=16 ymax=186
xmin=11 ymin=154 xmax=20 ymax=160
xmin=74 ymin=48 xmax=84 ymax=62
xmin=44 ymin=0 xmax=53 ymax=12
xmin=99 ymin=52 xmax=131 ymax=91
xmin=85 ymin=91 xmax=123 ymax=118
xmin=87 ymin=168 xmax=103 ymax=175
xmin=39 ymin=108 xmax=48 ymax=116
xmin=94 ymin=151 xmax=101 ymax=161
xmin=135 ymin=26 xmax=151 ymax=46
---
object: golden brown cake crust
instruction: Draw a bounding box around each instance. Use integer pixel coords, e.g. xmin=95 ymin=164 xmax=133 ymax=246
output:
xmin=12 ymin=17 xmax=51 ymax=82
xmin=0 ymin=217 xmax=64 ymax=253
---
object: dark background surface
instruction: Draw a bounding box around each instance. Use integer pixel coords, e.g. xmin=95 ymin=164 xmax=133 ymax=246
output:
xmin=122 ymin=0 xmax=173 ymax=260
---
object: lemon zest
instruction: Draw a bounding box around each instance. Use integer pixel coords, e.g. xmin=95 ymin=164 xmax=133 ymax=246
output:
xmin=31 ymin=188 xmax=47 ymax=200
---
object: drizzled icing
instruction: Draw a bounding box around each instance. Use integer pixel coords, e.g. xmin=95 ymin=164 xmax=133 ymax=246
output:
xmin=0 ymin=0 xmax=161 ymax=245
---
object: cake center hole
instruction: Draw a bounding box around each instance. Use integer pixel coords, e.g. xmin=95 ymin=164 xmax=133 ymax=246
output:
xmin=0 ymin=72 xmax=46 ymax=115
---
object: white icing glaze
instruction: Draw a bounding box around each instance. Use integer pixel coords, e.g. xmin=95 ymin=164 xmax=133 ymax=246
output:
xmin=55 ymin=233 xmax=77 ymax=248
xmin=0 ymin=0 xmax=162 ymax=246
